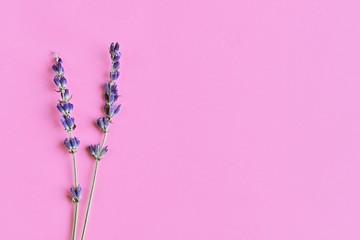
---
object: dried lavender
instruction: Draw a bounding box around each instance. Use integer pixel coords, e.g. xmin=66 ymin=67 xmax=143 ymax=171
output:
xmin=70 ymin=185 xmax=82 ymax=203
xmin=81 ymin=42 xmax=122 ymax=240
xmin=52 ymin=53 xmax=81 ymax=240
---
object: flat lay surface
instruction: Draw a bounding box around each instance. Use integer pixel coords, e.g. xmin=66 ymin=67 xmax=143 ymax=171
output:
xmin=0 ymin=0 xmax=360 ymax=239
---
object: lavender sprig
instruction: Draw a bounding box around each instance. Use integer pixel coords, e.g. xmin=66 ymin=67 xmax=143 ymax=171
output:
xmin=81 ymin=42 xmax=122 ymax=240
xmin=52 ymin=53 xmax=80 ymax=240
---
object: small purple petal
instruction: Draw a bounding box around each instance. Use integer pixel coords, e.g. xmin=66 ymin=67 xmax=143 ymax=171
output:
xmin=54 ymin=77 xmax=61 ymax=87
xmin=52 ymin=65 xmax=58 ymax=72
xmin=100 ymin=146 xmax=109 ymax=157
xmin=70 ymin=187 xmax=77 ymax=198
xmin=65 ymin=117 xmax=75 ymax=129
xmin=97 ymin=118 xmax=104 ymax=129
xmin=64 ymin=138 xmax=71 ymax=150
xmin=57 ymin=104 xmax=64 ymax=114
xmin=60 ymin=76 xmax=67 ymax=86
xmin=114 ymin=42 xmax=120 ymax=51
xmin=76 ymin=186 xmax=82 ymax=198
xmin=108 ymin=105 xmax=115 ymax=116
xmin=110 ymin=43 xmax=115 ymax=52
xmin=114 ymin=104 xmax=121 ymax=114
xmin=113 ymin=61 xmax=120 ymax=69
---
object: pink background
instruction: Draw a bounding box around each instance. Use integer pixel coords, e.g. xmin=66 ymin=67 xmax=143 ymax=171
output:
xmin=0 ymin=0 xmax=360 ymax=239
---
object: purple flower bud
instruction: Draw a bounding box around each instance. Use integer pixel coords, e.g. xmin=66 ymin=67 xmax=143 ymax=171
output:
xmin=104 ymin=93 xmax=109 ymax=103
xmin=105 ymin=92 xmax=117 ymax=105
xmin=54 ymin=77 xmax=61 ymax=87
xmin=70 ymin=187 xmax=76 ymax=195
xmin=104 ymin=83 xmax=110 ymax=93
xmin=96 ymin=117 xmax=110 ymax=132
xmin=114 ymin=42 xmax=120 ymax=51
xmin=57 ymin=63 xmax=64 ymax=73
xmin=76 ymin=185 xmax=82 ymax=199
xmin=103 ymin=116 xmax=109 ymax=126
xmin=113 ymin=50 xmax=121 ymax=58
xmin=97 ymin=118 xmax=104 ymax=129
xmin=88 ymin=144 xmax=107 ymax=160
xmin=111 ymin=83 xmax=118 ymax=94
xmin=70 ymin=138 xmax=77 ymax=148
xmin=60 ymin=116 xmax=75 ymax=131
xmin=88 ymin=145 xmax=95 ymax=156
xmin=64 ymin=102 xmax=74 ymax=113
xmin=89 ymin=144 xmax=100 ymax=158
xmin=104 ymin=103 xmax=121 ymax=119
xmin=57 ymin=102 xmax=73 ymax=115
xmin=104 ymin=83 xmax=118 ymax=95
xmin=65 ymin=116 xmax=75 ymax=129
xmin=110 ymin=71 xmax=119 ymax=80
xmin=53 ymin=76 xmax=67 ymax=89
xmin=113 ymin=61 xmax=120 ymax=69
xmin=108 ymin=105 xmax=115 ymax=116
xmin=114 ymin=104 xmax=121 ymax=114
xmin=70 ymin=185 xmax=82 ymax=202
xmin=110 ymin=42 xmax=115 ymax=52
xmin=113 ymin=55 xmax=121 ymax=61
xmin=57 ymin=104 xmax=65 ymax=114
xmin=76 ymin=137 xmax=80 ymax=145
xmin=64 ymin=138 xmax=72 ymax=150
xmin=100 ymin=146 xmax=109 ymax=158
xmin=52 ymin=65 xmax=58 ymax=72
xmin=64 ymin=137 xmax=80 ymax=153
xmin=60 ymin=76 xmax=67 ymax=87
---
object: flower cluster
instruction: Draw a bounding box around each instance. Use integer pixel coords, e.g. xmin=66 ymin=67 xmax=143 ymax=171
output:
xmin=109 ymin=42 xmax=121 ymax=81
xmin=60 ymin=116 xmax=75 ymax=132
xmin=89 ymin=42 xmax=122 ymax=160
xmin=64 ymin=137 xmax=80 ymax=153
xmin=52 ymin=55 xmax=79 ymax=137
xmin=97 ymin=117 xmax=110 ymax=133
xmin=102 ymin=42 xmax=122 ymax=123
xmin=53 ymin=54 xmax=81 ymax=206
xmin=52 ymin=44 xmax=124 ymax=239
xmin=70 ymin=185 xmax=82 ymax=203
xmin=89 ymin=144 xmax=109 ymax=160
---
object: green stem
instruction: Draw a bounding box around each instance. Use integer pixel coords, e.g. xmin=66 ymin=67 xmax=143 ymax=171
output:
xmin=101 ymin=132 xmax=108 ymax=148
xmin=68 ymin=130 xmax=79 ymax=240
xmin=81 ymin=159 xmax=99 ymax=240
xmin=71 ymin=153 xmax=79 ymax=240
xmin=72 ymin=153 xmax=78 ymax=187
xmin=72 ymin=203 xmax=79 ymax=240
xmin=81 ymin=132 xmax=108 ymax=240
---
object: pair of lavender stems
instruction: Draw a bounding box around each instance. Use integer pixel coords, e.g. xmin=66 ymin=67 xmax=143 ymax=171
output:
xmin=52 ymin=42 xmax=122 ymax=240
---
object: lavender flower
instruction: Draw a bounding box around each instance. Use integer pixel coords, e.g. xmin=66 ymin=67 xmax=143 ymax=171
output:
xmin=104 ymin=82 xmax=118 ymax=95
xmin=54 ymin=76 xmax=67 ymax=90
xmin=104 ymin=104 xmax=121 ymax=119
xmin=52 ymin=58 xmax=64 ymax=76
xmin=53 ymin=55 xmax=79 ymax=135
xmin=104 ymin=83 xmax=121 ymax=118
xmin=53 ymin=54 xmax=80 ymax=205
xmin=82 ymin=43 xmax=123 ymax=239
xmin=88 ymin=144 xmax=108 ymax=160
xmin=60 ymin=116 xmax=76 ymax=131
xmin=70 ymin=185 xmax=82 ymax=203
xmin=52 ymin=53 xmax=82 ymax=240
xmin=96 ymin=117 xmax=110 ymax=133
xmin=64 ymin=137 xmax=80 ymax=153
xmin=109 ymin=43 xmax=121 ymax=81
xmin=57 ymin=102 xmax=74 ymax=116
